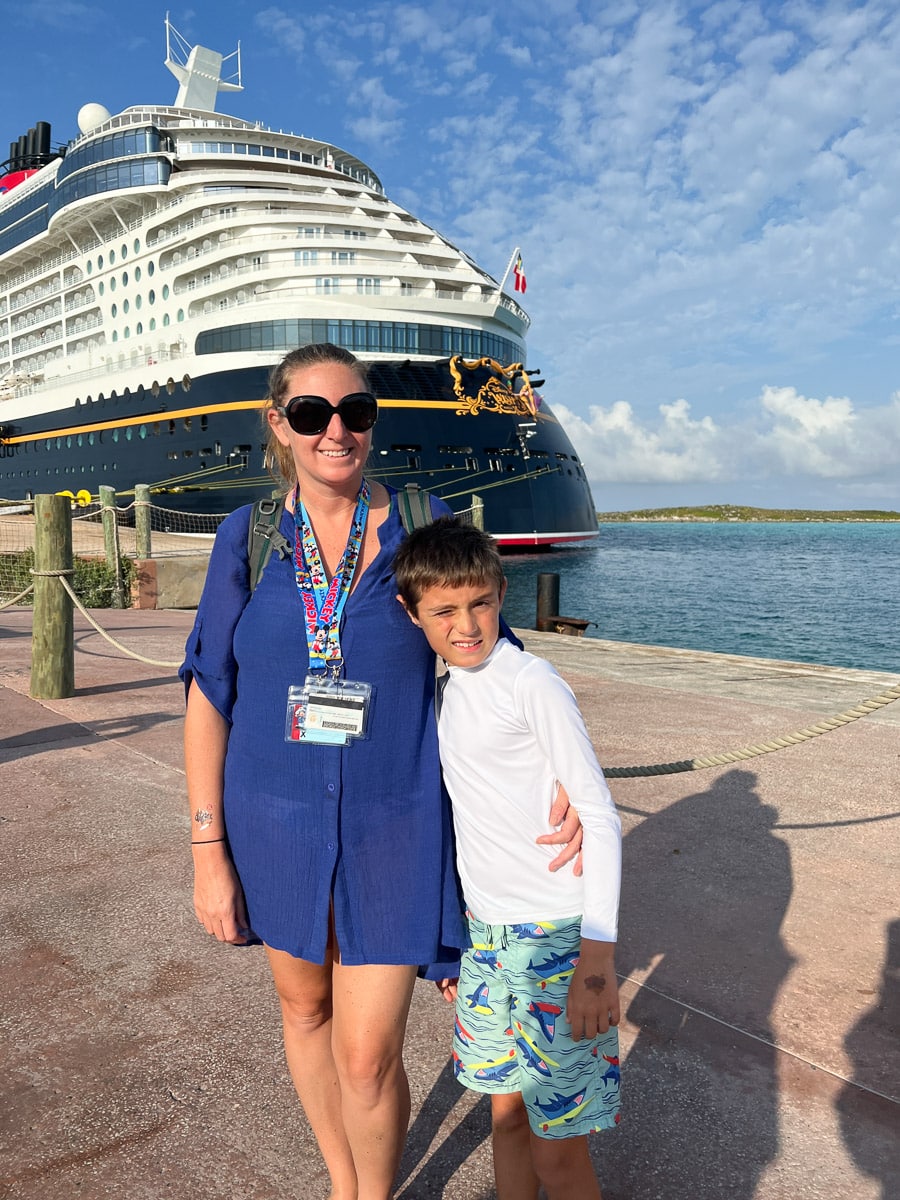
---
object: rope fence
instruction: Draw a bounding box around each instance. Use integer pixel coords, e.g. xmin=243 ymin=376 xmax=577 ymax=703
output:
xmin=7 ymin=491 xmax=899 ymax=771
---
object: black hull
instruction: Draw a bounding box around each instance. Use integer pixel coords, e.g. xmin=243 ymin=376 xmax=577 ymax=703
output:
xmin=0 ymin=361 xmax=598 ymax=546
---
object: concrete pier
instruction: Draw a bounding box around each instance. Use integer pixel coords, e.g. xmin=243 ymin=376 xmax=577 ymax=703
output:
xmin=1 ymin=608 xmax=897 ymax=1199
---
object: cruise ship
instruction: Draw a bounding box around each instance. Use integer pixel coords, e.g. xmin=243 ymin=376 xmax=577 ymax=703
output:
xmin=0 ymin=22 xmax=598 ymax=547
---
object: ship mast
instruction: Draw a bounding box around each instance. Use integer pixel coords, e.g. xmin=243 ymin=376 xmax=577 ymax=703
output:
xmin=164 ymin=14 xmax=242 ymax=112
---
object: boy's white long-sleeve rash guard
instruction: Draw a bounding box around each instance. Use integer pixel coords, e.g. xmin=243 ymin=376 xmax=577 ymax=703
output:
xmin=438 ymin=638 xmax=622 ymax=942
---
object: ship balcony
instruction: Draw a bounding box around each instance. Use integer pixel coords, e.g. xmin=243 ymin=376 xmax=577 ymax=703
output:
xmin=10 ymin=302 xmax=63 ymax=333
xmin=9 ymin=279 xmax=62 ymax=313
xmin=65 ymin=312 xmax=104 ymax=336
xmin=64 ymin=289 xmax=98 ymax=313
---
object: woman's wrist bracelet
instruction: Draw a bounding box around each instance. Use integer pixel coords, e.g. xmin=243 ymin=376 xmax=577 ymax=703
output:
xmin=191 ymin=836 xmax=226 ymax=845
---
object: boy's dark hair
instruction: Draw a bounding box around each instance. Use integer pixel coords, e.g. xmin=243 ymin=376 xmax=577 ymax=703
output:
xmin=394 ymin=516 xmax=505 ymax=612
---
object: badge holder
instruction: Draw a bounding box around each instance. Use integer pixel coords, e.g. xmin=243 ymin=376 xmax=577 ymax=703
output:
xmin=285 ymin=679 xmax=373 ymax=745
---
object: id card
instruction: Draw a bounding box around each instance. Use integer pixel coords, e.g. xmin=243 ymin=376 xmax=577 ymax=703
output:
xmin=284 ymin=679 xmax=373 ymax=744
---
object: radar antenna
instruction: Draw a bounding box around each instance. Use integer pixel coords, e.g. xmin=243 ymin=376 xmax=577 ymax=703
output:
xmin=164 ymin=13 xmax=242 ymax=112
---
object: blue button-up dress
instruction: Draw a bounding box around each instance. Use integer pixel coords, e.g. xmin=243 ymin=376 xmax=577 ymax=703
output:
xmin=180 ymin=491 xmax=465 ymax=975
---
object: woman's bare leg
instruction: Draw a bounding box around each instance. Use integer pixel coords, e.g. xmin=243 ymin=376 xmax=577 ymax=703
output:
xmin=330 ymin=960 xmax=418 ymax=1200
xmin=491 ymin=1092 xmax=540 ymax=1200
xmin=265 ymin=942 xmax=358 ymax=1200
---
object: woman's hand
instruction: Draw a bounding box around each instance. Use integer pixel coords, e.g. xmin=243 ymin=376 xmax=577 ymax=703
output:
xmin=435 ymin=977 xmax=459 ymax=1003
xmin=567 ymin=941 xmax=620 ymax=1040
xmin=192 ymin=844 xmax=251 ymax=944
xmin=537 ymin=785 xmax=584 ymax=875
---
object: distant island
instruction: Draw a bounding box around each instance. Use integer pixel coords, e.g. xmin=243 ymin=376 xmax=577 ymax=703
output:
xmin=597 ymin=504 xmax=900 ymax=522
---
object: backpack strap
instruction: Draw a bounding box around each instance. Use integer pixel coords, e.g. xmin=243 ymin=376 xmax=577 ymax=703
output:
xmin=247 ymin=497 xmax=292 ymax=593
xmin=396 ymin=482 xmax=434 ymax=534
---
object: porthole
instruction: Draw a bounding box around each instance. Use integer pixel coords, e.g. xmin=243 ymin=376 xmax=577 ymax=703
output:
xmin=97 ymin=254 xmax=104 ymax=269
xmin=123 ymin=299 xmax=130 ymax=314
xmin=177 ymin=309 xmax=184 ymax=322
xmin=139 ymin=424 xmax=147 ymax=439
xmin=125 ymin=427 xmax=133 ymax=441
xmin=166 ymin=377 xmax=176 ymax=395
xmin=136 ymin=322 xmax=143 ymax=335
xmin=122 ymin=271 xmax=128 ymax=286
xmin=149 ymin=317 xmax=156 ymax=331
xmin=123 ymin=326 xmax=130 ymax=338
xmin=162 ymin=284 xmax=169 ymax=299
xmin=135 ymin=267 xmax=142 ymax=282
xmin=112 ymin=428 xmax=119 ymax=442
xmin=111 ymin=303 xmax=117 ymax=317
xmin=98 ymin=281 xmax=104 ymax=295
xmin=148 ymin=261 xmax=155 ymax=276
xmin=86 ymin=261 xmax=93 ymax=275
xmin=135 ymin=295 xmax=142 ymax=310
xmin=148 ymin=289 xmax=155 ymax=304
xmin=110 ymin=277 xmax=116 ymax=292
xmin=162 ymin=313 xmax=170 ymax=327
xmin=112 ymin=330 xmax=118 ymax=342
xmin=121 ymin=244 xmax=128 ymax=259
xmin=109 ymin=250 xmax=115 ymax=264
xmin=134 ymin=238 xmax=140 ymax=253
xmin=182 ymin=375 xmax=191 ymax=392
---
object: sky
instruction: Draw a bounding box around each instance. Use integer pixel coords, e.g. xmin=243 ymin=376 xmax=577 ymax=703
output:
xmin=3 ymin=0 xmax=900 ymax=512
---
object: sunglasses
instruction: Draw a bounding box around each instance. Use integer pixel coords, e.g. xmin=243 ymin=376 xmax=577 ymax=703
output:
xmin=276 ymin=391 xmax=379 ymax=436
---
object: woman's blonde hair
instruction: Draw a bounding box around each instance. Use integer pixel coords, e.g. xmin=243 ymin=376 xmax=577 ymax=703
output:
xmin=262 ymin=343 xmax=370 ymax=488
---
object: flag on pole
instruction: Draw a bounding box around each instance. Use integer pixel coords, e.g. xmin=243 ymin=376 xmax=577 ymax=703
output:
xmin=513 ymin=253 xmax=526 ymax=293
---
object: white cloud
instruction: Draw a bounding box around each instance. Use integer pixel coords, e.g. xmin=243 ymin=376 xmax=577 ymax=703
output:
xmin=553 ymin=385 xmax=900 ymax=502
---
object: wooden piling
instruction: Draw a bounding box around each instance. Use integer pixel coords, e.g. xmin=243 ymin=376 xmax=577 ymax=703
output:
xmin=31 ymin=493 xmax=74 ymax=699
xmin=134 ymin=484 xmax=151 ymax=560
xmin=99 ymin=485 xmax=125 ymax=608
xmin=470 ymin=494 xmax=485 ymax=530
xmin=536 ymin=573 xmax=560 ymax=629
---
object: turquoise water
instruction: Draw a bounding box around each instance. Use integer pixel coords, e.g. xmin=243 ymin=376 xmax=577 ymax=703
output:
xmin=500 ymin=522 xmax=899 ymax=674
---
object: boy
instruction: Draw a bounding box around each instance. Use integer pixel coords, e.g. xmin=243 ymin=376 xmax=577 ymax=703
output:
xmin=394 ymin=517 xmax=621 ymax=1200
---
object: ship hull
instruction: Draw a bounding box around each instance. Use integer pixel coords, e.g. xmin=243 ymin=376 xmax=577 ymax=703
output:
xmin=0 ymin=361 xmax=598 ymax=546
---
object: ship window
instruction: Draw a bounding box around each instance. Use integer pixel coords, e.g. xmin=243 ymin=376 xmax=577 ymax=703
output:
xmin=134 ymin=239 xmax=140 ymax=253
xmin=135 ymin=267 xmax=141 ymax=282
xmin=111 ymin=303 xmax=117 ymax=317
xmin=136 ymin=322 xmax=143 ymax=335
xmin=123 ymin=300 xmax=130 ymax=314
xmin=555 ymin=453 xmax=568 ymax=461
xmin=163 ymin=314 xmax=170 ymax=326
xmin=148 ymin=290 xmax=155 ymax=304
xmin=110 ymin=278 xmax=116 ymax=292
xmin=166 ymin=378 xmax=176 ymax=395
xmin=112 ymin=428 xmax=119 ymax=442
xmin=98 ymin=282 xmax=105 ymax=296
xmin=123 ymin=327 xmax=130 ymax=338
xmin=125 ymin=427 xmax=133 ymax=441
xmin=135 ymin=295 xmax=142 ymax=310
xmin=109 ymin=250 xmax=115 ymax=265
xmin=112 ymin=330 xmax=118 ymax=342
xmin=162 ymin=285 xmax=169 ymax=299
xmin=149 ymin=318 xmax=156 ymax=331
xmin=177 ymin=310 xmax=184 ymax=322
xmin=139 ymin=425 xmax=147 ymax=439
xmin=248 ymin=144 xmax=261 ymax=156
xmin=148 ymin=261 xmax=155 ymax=276
xmin=262 ymin=146 xmax=275 ymax=157
xmin=200 ymin=415 xmax=208 ymax=431
xmin=122 ymin=272 xmax=128 ymax=286
xmin=121 ymin=244 xmax=128 ymax=259
xmin=168 ymin=420 xmax=176 ymax=434
xmin=87 ymin=261 xmax=93 ymax=275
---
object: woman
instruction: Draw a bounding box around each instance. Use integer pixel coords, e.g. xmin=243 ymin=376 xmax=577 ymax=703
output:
xmin=182 ymin=343 xmax=579 ymax=1200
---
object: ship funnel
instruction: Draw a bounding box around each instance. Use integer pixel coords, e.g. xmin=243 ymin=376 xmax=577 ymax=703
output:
xmin=36 ymin=122 xmax=51 ymax=158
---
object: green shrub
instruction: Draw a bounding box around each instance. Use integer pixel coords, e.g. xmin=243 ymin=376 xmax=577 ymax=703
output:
xmin=0 ymin=549 xmax=135 ymax=607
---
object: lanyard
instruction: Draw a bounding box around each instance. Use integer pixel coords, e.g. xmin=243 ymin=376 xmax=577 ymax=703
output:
xmin=292 ymin=481 xmax=370 ymax=675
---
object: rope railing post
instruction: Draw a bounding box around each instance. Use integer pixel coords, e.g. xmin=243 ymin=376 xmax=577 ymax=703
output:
xmin=134 ymin=484 xmax=152 ymax=560
xmin=99 ymin=485 xmax=125 ymax=609
xmin=470 ymin=493 xmax=485 ymax=530
xmin=31 ymin=493 xmax=74 ymax=699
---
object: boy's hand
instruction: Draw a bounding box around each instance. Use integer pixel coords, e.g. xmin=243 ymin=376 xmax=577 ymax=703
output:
xmin=435 ymin=977 xmax=458 ymax=1003
xmin=538 ymin=785 xmax=584 ymax=875
xmin=567 ymin=940 xmax=620 ymax=1040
